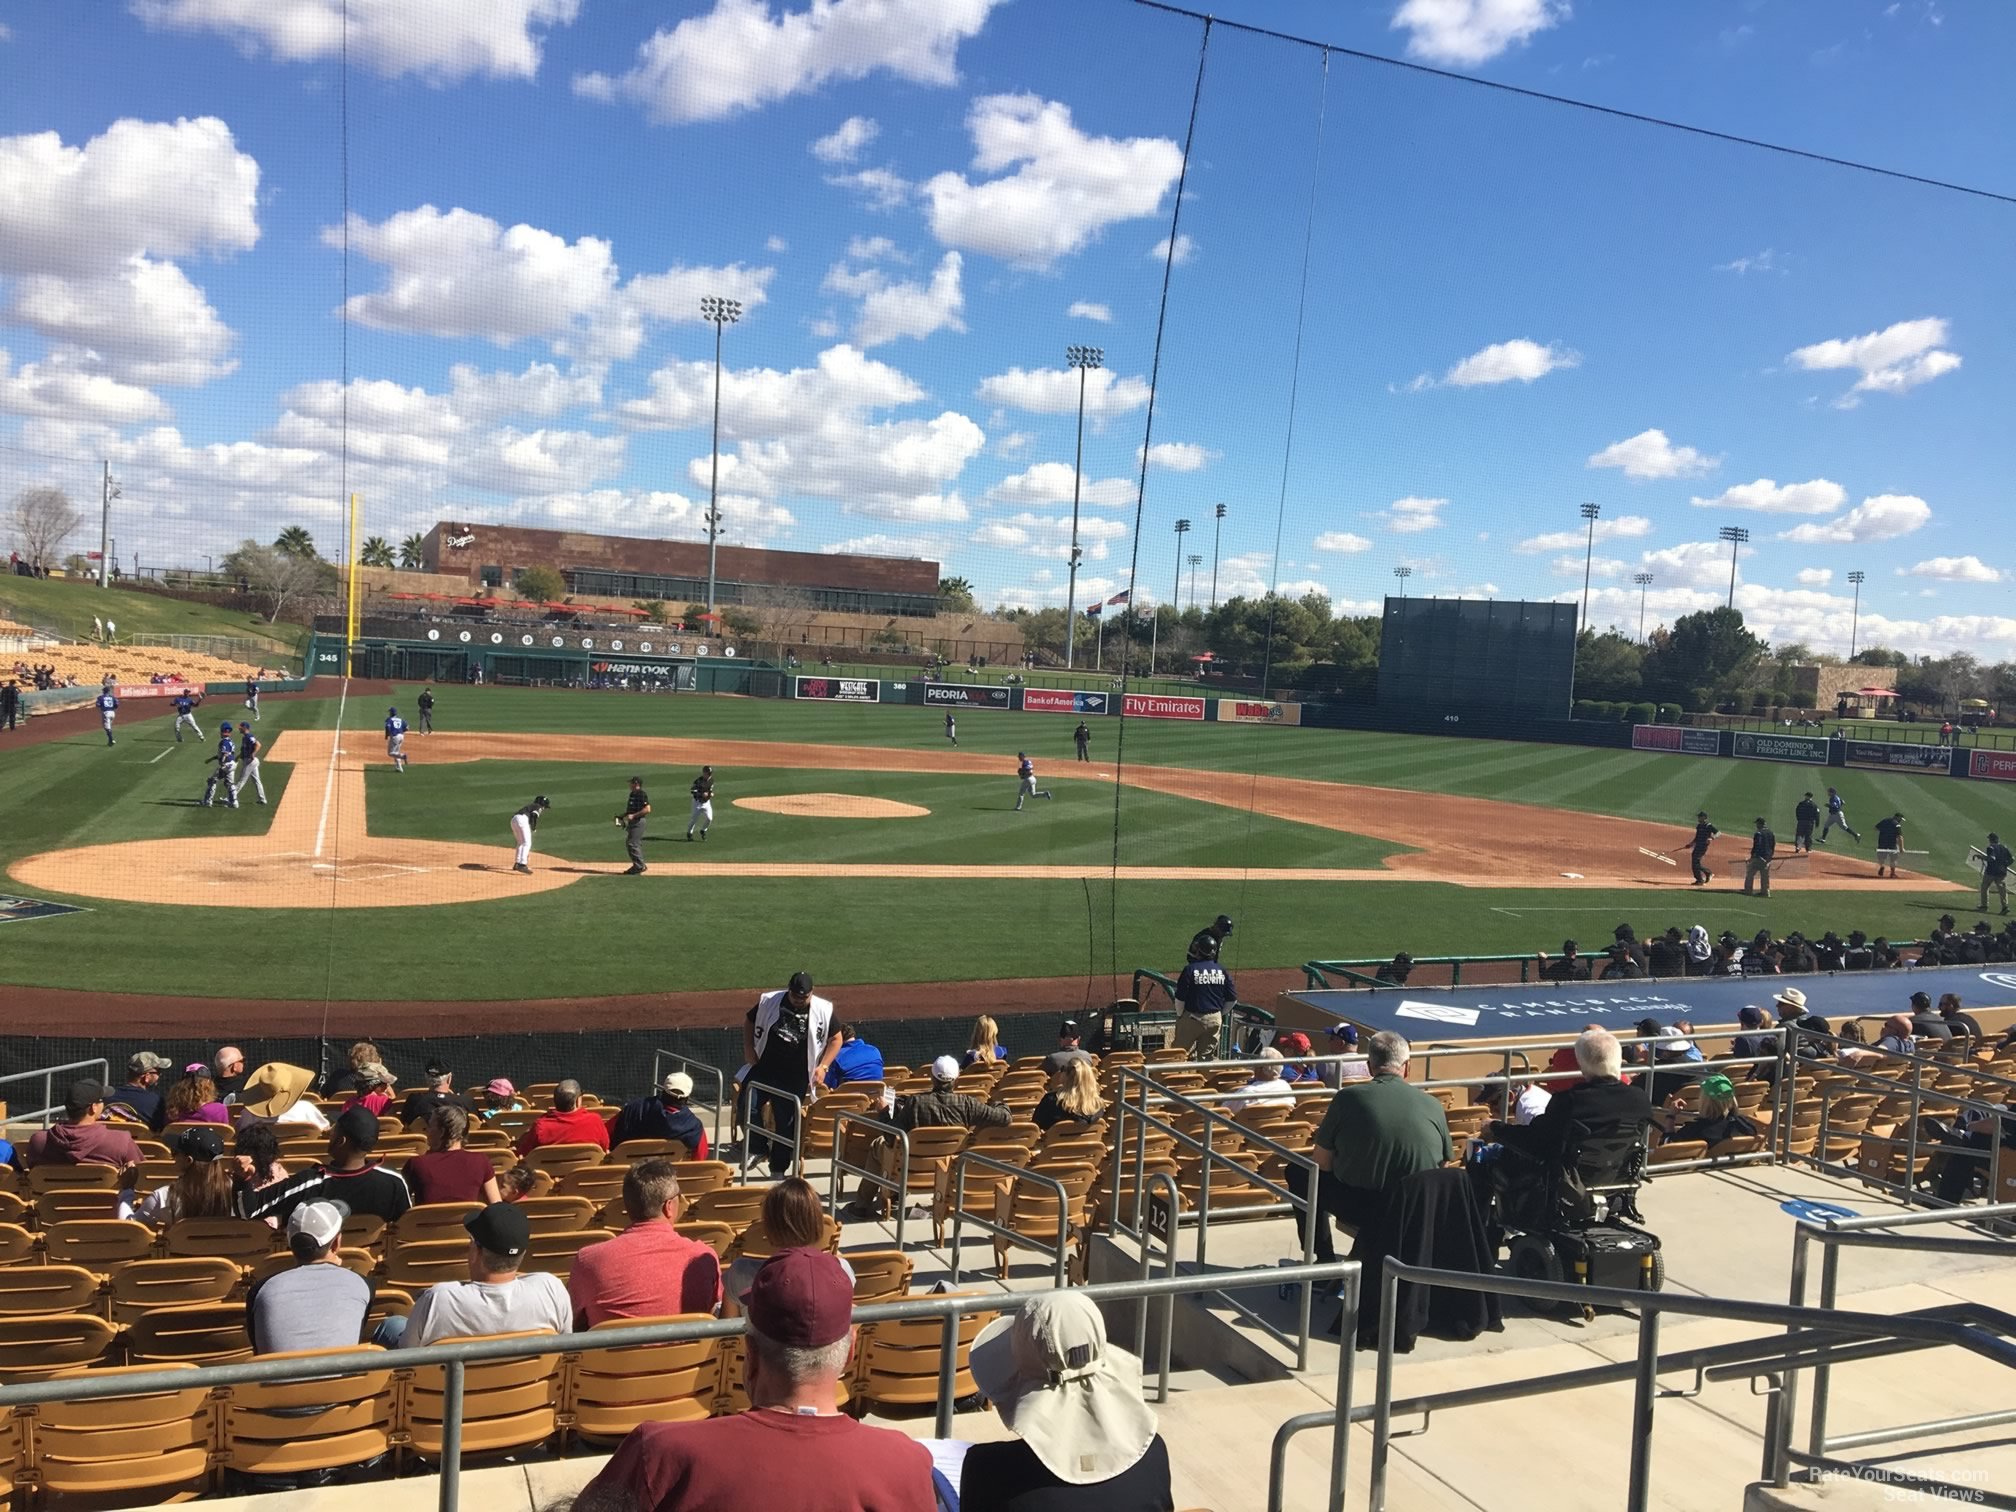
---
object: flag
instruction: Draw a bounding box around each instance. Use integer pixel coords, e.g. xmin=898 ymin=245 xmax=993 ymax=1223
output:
xmin=1084 ymin=601 xmax=1103 ymax=617
xmin=1106 ymin=590 xmax=1131 ymax=605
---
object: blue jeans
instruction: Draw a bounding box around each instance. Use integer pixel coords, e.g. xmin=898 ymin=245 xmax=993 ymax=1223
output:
xmin=372 ymin=1315 xmax=408 ymax=1347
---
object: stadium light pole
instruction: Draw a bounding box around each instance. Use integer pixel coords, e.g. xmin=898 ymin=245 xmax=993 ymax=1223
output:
xmin=1847 ymin=569 xmax=1866 ymax=659
xmin=98 ymin=462 xmax=121 ymax=589
xmin=1718 ymin=524 xmax=1750 ymax=609
xmin=1578 ymin=501 xmax=1601 ymax=628
xmin=1172 ymin=518 xmax=1190 ymax=615
xmin=1187 ymin=552 xmax=1202 ymax=610
xmin=1393 ymin=565 xmax=1411 ymax=599
xmin=1209 ymin=502 xmax=1226 ymax=609
xmin=1062 ymin=345 xmax=1102 ymax=668
xmin=1632 ymin=571 xmax=1655 ymax=642
xmin=700 ymin=295 xmax=742 ymax=626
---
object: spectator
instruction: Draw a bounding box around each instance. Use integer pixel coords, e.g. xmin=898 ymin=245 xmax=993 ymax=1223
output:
xmin=570 ymin=1250 xmax=935 ymax=1512
xmin=1930 ymin=1102 xmax=2016 ymax=1204
xmin=1710 ymin=932 xmax=1743 ymax=977
xmin=1508 ymin=1076 xmax=1551 ymax=1126
xmin=720 ymin=1177 xmax=850 ymax=1315
xmin=406 ymin=1106 xmax=504 ymax=1206
xmin=1873 ymin=1014 xmax=1917 ymax=1057
xmin=611 ymin=1073 xmax=710 ymax=1158
xmin=399 ymin=1061 xmax=477 ymax=1127
xmin=212 ymin=1046 xmax=248 ymax=1100
xmin=844 ymin=1057 xmax=1010 ymax=1220
xmin=323 ymin=1041 xmax=382 ymax=1097
xmin=105 ymin=1051 xmax=173 ymax=1132
xmin=568 ymin=1159 xmax=723 ymax=1328
xmin=1541 ymin=1024 xmax=1602 ymax=1094
xmin=1274 ymin=1032 xmax=1321 ymax=1083
xmin=963 ymin=1290 xmax=1172 ymax=1512
xmin=1322 ymin=1023 xmax=1371 ymax=1087
xmin=24 ymin=1081 xmax=144 ymax=1183
xmin=1647 ymin=927 xmax=1687 ymax=977
xmin=744 ymin=973 xmax=843 ymax=1179
xmin=1683 ymin=925 xmax=1714 ymax=977
xmin=1613 ymin=923 xmax=1649 ymax=973
xmin=1664 ymin=1075 xmax=1756 ymax=1149
xmin=479 ymin=1078 xmax=526 ymax=1119
xmin=165 ymin=1067 xmax=229 ymax=1125
xmin=1222 ymin=1048 xmax=1298 ymax=1114
xmin=1373 ymin=952 xmax=1414 ymax=986
xmin=388 ymin=1203 xmax=571 ymax=1347
xmin=1536 ymin=940 xmax=1589 ymax=983
xmin=232 ymin=1123 xmax=289 ymax=1216
xmin=245 ymin=1202 xmax=372 ymax=1355
xmin=1728 ymin=1006 xmax=1779 ymax=1076
xmin=1495 ymin=1029 xmax=1652 ymax=1167
xmin=516 ymin=1078 xmax=611 ymax=1155
xmin=1774 ymin=987 xmax=1832 ymax=1059
xmin=823 ymin=1025 xmax=885 ymax=1089
xmin=1907 ymin=991 xmax=1953 ymax=1044
xmin=495 ymin=1165 xmax=540 ymax=1203
xmin=1043 ymin=1020 xmax=1096 ymax=1076
xmin=1599 ymin=944 xmax=1643 ymax=981
xmin=132 ymin=1126 xmax=236 ymax=1227
xmin=236 ymin=1062 xmax=330 ymax=1130
xmin=240 ymin=1108 xmax=413 ymax=1225
xmin=1032 ymin=1058 xmax=1107 ymax=1134
xmin=1939 ymin=994 xmax=1985 ymax=1046
xmin=342 ymin=1063 xmax=398 ymax=1119
xmin=964 ymin=1014 xmax=1008 ymax=1067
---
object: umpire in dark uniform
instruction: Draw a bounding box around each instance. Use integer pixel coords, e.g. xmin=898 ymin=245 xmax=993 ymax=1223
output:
xmin=1794 ymin=792 xmax=1820 ymax=853
xmin=1073 ymin=721 xmax=1091 ymax=761
xmin=616 ymin=776 xmax=651 ymax=874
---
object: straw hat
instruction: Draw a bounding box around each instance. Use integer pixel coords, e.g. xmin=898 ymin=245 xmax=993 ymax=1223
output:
xmin=236 ymin=1062 xmax=315 ymax=1119
xmin=970 ymin=1292 xmax=1158 ymax=1485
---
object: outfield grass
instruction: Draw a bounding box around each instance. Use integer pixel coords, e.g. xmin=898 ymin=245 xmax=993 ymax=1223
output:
xmin=0 ymin=575 xmax=306 ymax=658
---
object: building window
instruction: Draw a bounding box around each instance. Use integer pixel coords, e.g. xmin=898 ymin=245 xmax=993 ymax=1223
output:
xmin=479 ymin=565 xmax=503 ymax=588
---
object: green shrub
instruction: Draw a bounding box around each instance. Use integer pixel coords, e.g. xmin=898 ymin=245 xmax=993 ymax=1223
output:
xmin=1626 ymin=702 xmax=1655 ymax=724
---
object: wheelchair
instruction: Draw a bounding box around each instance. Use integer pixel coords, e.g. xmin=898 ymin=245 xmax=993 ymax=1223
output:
xmin=1480 ymin=1124 xmax=1664 ymax=1321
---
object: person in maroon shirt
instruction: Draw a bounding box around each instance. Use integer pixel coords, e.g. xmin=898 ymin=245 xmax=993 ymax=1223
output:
xmin=567 ymin=1158 xmax=722 ymax=1328
xmin=515 ymin=1079 xmax=611 ymax=1156
xmin=572 ymin=1249 xmax=934 ymax=1512
xmin=25 ymin=1081 xmax=144 ymax=1178
xmin=405 ymin=1107 xmax=503 ymax=1206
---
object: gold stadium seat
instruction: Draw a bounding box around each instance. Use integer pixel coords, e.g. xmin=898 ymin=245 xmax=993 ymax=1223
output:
xmin=41 ymin=1218 xmax=155 ymax=1280
xmin=845 ymin=1249 xmax=914 ymax=1305
xmin=0 ymin=1265 xmax=100 ymax=1318
xmin=0 ymin=1224 xmax=38 ymax=1267
xmin=221 ymin=1347 xmax=395 ymax=1482
xmin=163 ymin=1216 xmax=279 ymax=1265
xmin=684 ymin=1185 xmax=767 ymax=1230
xmin=0 ymin=1314 xmax=118 ymax=1379
xmin=672 ymin=1221 xmax=737 ymax=1258
xmin=390 ymin=1201 xmax=483 ymax=1253
xmin=856 ymin=1299 xmax=996 ymax=1410
xmin=108 ymin=1257 xmax=241 ymax=1325
xmin=401 ymin=1331 xmax=561 ymax=1465
xmin=125 ymin=1300 xmax=253 ymax=1366
xmin=522 ymin=1143 xmax=605 ymax=1181
xmin=384 ymin=1238 xmax=469 ymax=1291
xmin=557 ymin=1164 xmax=631 ymax=1205
xmin=611 ymin=1138 xmax=689 ymax=1164
xmin=667 ymin=1159 xmax=733 ymax=1197
xmin=523 ymin=1228 xmax=612 ymax=1280
xmin=517 ymin=1195 xmax=597 ymax=1236
xmin=33 ymin=1189 xmax=120 ymax=1228
xmin=32 ymin=1363 xmax=213 ymax=1503
xmin=566 ymin=1315 xmax=721 ymax=1446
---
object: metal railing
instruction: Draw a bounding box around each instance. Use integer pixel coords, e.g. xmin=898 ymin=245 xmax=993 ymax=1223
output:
xmin=735 ymin=1079 xmax=803 ymax=1181
xmin=946 ymin=1148 xmax=1070 ymax=1288
xmin=0 ymin=1257 xmax=1362 ymax=1512
xmin=0 ymin=1058 xmax=110 ymax=1127
xmin=827 ymin=1108 xmax=912 ymax=1251
xmin=650 ymin=1047 xmax=728 ymax=1154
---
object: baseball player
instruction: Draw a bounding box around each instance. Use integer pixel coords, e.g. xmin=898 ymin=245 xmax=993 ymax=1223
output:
xmin=616 ymin=775 xmax=651 ymax=874
xmin=509 ymin=796 xmax=550 ymax=874
xmin=687 ymin=766 xmax=715 ymax=840
xmin=231 ymin=721 xmax=267 ymax=805
xmin=943 ymin=710 xmax=957 ymax=747
xmin=1012 ymin=751 xmax=1052 ymax=811
xmin=1819 ymin=786 xmax=1860 ymax=843
xmin=200 ymin=722 xmax=238 ymax=808
xmin=1073 ymin=721 xmax=1091 ymax=762
xmin=384 ymin=707 xmax=408 ymax=773
xmin=1873 ymin=812 xmax=1905 ymax=878
xmin=1793 ymin=791 xmax=1820 ymax=853
xmin=417 ymin=685 xmax=435 ymax=735
xmin=170 ymin=689 xmax=203 ymax=742
xmin=95 ymin=687 xmax=118 ymax=746
xmin=1689 ymin=811 xmax=1719 ymax=886
xmin=1981 ymin=832 xmax=2012 ymax=916
xmin=243 ymin=674 xmax=261 ymax=720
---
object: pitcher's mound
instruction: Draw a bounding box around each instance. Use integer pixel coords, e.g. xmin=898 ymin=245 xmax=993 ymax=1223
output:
xmin=733 ymin=793 xmax=930 ymax=819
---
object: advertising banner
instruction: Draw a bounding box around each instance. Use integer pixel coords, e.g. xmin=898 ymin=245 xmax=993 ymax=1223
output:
xmin=1631 ymin=724 xmax=1721 ymax=756
xmin=1731 ymin=731 xmax=1831 ymax=765
xmin=922 ymin=682 xmax=1012 ymax=710
xmin=1122 ymin=692 xmax=1207 ymax=721
xmin=1022 ymin=688 xmax=1110 ymax=715
xmin=1220 ymin=699 xmax=1303 ymax=726
xmin=593 ymin=659 xmax=688 ymax=677
xmin=1970 ymin=749 xmax=2016 ymax=783
xmin=793 ymin=675 xmax=881 ymax=703
xmin=1844 ymin=739 xmax=1949 ymax=772
xmin=111 ymin=683 xmax=197 ymax=700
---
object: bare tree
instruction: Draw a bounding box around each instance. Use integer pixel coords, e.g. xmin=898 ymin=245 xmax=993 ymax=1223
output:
xmin=225 ymin=540 xmax=331 ymax=624
xmin=742 ymin=584 xmax=823 ymax=656
xmin=10 ymin=486 xmax=82 ymax=572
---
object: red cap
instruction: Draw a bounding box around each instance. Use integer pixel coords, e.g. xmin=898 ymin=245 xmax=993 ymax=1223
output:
xmin=746 ymin=1248 xmax=855 ymax=1348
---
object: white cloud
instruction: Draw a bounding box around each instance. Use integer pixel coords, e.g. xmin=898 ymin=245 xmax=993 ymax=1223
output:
xmin=1575 ymin=579 xmax=2016 ymax=661
xmin=1787 ymin=317 xmax=1960 ymax=406
xmin=1314 ymin=531 xmax=1373 ymax=554
xmin=1796 ymin=567 xmax=1833 ymax=586
xmin=575 ymin=0 xmax=999 ymax=124
xmin=1549 ymin=554 xmax=1628 ymax=579
xmin=1778 ymin=494 xmax=1931 ymax=544
xmin=1067 ymin=300 xmax=1112 ymax=323
xmin=1140 ymin=441 xmax=1212 ymax=472
xmin=1715 ymin=248 xmax=1784 ymax=275
xmin=0 ymin=350 xmax=170 ymax=425
xmin=765 ymin=235 xmax=789 ymax=253
xmin=446 ymin=362 xmax=601 ymax=424
xmin=1377 ymin=496 xmax=1448 ymax=534
xmin=1587 ymin=428 xmax=1720 ymax=480
xmin=811 ymin=115 xmax=879 ymax=164
xmin=973 ymin=512 xmax=1129 ymax=561
xmin=976 ymin=363 xmax=1151 ymax=420
xmin=822 ymin=532 xmax=947 ymax=559
xmin=986 ymin=462 xmax=1134 ymax=509
xmin=134 ymin=0 xmax=580 ymax=80
xmin=825 ymin=167 xmax=911 ymax=211
xmin=1689 ymin=477 xmax=1847 ymax=515
xmin=823 ymin=250 xmax=965 ymax=347
xmin=1512 ymin=514 xmax=1653 ymax=553
xmin=993 ymin=431 xmax=1034 ymax=457
xmin=1402 ymin=338 xmax=1580 ymax=391
xmin=923 ymin=94 xmax=1184 ymax=269
xmin=1902 ymin=555 xmax=2001 ymax=584
xmin=1640 ymin=539 xmax=1754 ymax=589
xmin=507 ymin=487 xmax=795 ymax=545
xmin=1390 ymin=0 xmax=1568 ymax=67
xmin=845 ymin=235 xmax=903 ymax=262
xmin=1148 ymin=233 xmax=1197 ymax=266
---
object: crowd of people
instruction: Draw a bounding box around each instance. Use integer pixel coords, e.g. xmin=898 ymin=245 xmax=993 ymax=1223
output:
xmin=10 ymin=661 xmax=72 ymax=690
xmin=1527 ymin=914 xmax=2016 ymax=984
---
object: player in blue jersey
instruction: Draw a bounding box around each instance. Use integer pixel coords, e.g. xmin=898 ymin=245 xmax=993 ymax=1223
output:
xmin=95 ymin=688 xmax=118 ymax=745
xmin=384 ymin=707 xmax=408 ymax=773
xmin=1012 ymin=751 xmax=1052 ymax=812
xmin=231 ymin=721 xmax=267 ymax=805
xmin=201 ymin=723 xmax=239 ymax=807
xmin=170 ymin=689 xmax=203 ymax=741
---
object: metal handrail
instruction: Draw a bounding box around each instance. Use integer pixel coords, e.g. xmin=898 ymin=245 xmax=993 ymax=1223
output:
xmin=0 ymin=1058 xmax=110 ymax=1127
xmin=651 ymin=1048 xmax=728 ymax=1154
xmin=947 ymin=1148 xmax=1069 ymax=1288
xmin=736 ymin=1079 xmax=803 ymax=1180
xmin=827 ymin=1108 xmax=912 ymax=1251
xmin=1789 ymin=1049 xmax=2010 ymax=1212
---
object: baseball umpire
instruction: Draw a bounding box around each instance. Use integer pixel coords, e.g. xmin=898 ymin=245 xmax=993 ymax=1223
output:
xmin=1794 ymin=791 xmax=1820 ymax=853
xmin=616 ymin=775 xmax=651 ymax=874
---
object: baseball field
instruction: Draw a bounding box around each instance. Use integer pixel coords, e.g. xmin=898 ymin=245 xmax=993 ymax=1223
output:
xmin=1 ymin=677 xmax=2003 ymax=1033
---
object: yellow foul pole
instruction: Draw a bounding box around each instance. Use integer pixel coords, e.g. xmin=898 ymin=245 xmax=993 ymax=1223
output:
xmin=344 ymin=491 xmax=362 ymax=675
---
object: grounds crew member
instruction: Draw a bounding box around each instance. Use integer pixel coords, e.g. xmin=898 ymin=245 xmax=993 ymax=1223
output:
xmin=1982 ymin=832 xmax=2013 ymax=916
xmin=1173 ymin=945 xmax=1237 ymax=1060
xmin=1874 ymin=812 xmax=1905 ymax=879
xmin=615 ymin=775 xmax=650 ymax=874
xmin=1794 ymin=792 xmax=1820 ymax=853
xmin=1689 ymin=811 xmax=1718 ymax=886
xmin=1742 ymin=816 xmax=1777 ymax=897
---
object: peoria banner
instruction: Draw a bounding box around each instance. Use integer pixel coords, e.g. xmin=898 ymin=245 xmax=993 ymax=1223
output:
xmin=1970 ymin=749 xmax=2016 ymax=784
xmin=1843 ymin=739 xmax=1949 ymax=772
xmin=1731 ymin=731 xmax=1831 ymax=765
xmin=1631 ymin=724 xmax=1721 ymax=756
xmin=1022 ymin=688 xmax=1110 ymax=715
xmin=793 ymin=675 xmax=881 ymax=703
xmin=922 ymin=682 xmax=1012 ymax=710
xmin=1122 ymin=692 xmax=1206 ymax=721
xmin=1219 ymin=699 xmax=1302 ymax=726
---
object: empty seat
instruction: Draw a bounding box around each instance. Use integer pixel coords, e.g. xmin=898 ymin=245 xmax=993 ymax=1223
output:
xmin=402 ymin=1332 xmax=561 ymax=1464
xmin=856 ymin=1301 xmax=995 ymax=1409
xmin=221 ymin=1347 xmax=395 ymax=1482
xmin=524 ymin=1228 xmax=613 ymax=1280
xmin=163 ymin=1217 xmax=279 ymax=1264
xmin=0 ymin=1314 xmax=117 ymax=1379
xmin=108 ymin=1257 xmax=242 ymax=1325
xmin=567 ymin=1315 xmax=721 ymax=1445
xmin=41 ymin=1218 xmax=156 ymax=1279
xmin=125 ymin=1300 xmax=254 ymax=1366
xmin=33 ymin=1363 xmax=212 ymax=1502
xmin=0 ymin=1265 xmax=100 ymax=1318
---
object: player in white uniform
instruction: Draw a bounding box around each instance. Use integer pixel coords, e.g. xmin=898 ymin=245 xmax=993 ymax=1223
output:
xmin=509 ymin=796 xmax=549 ymax=874
xmin=200 ymin=723 xmax=238 ymax=808
xmin=687 ymin=765 xmax=715 ymax=840
xmin=231 ymin=721 xmax=267 ymax=804
xmin=384 ymin=707 xmax=408 ymax=772
xmin=95 ymin=689 xmax=119 ymax=746
xmin=1012 ymin=751 xmax=1052 ymax=812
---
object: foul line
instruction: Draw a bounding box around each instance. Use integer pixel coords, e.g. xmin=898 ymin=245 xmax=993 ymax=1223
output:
xmin=1490 ymin=905 xmax=1766 ymax=918
xmin=312 ymin=677 xmax=350 ymax=860
xmin=148 ymin=748 xmax=174 ymax=765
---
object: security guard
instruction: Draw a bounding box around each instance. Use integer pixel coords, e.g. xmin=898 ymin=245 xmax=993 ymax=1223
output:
xmin=1173 ymin=949 xmax=1237 ymax=1060
xmin=616 ymin=775 xmax=651 ymax=874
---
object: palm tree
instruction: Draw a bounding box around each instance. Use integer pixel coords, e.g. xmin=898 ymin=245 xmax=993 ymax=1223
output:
xmin=398 ymin=533 xmax=425 ymax=570
xmin=359 ymin=536 xmax=395 ymax=568
xmin=274 ymin=525 xmax=317 ymax=559
xmin=938 ymin=576 xmax=976 ymax=613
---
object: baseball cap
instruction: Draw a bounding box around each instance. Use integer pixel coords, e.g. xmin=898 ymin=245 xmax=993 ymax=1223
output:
xmin=288 ymin=1201 xmax=345 ymax=1252
xmin=334 ymin=1106 xmax=381 ymax=1150
xmin=1910 ymin=991 xmax=1931 ymax=1008
xmin=746 ymin=1248 xmax=855 ymax=1349
xmin=788 ymin=971 xmax=814 ymax=996
xmin=465 ymin=1202 xmax=531 ymax=1258
xmin=660 ymin=1071 xmax=695 ymax=1097
xmin=68 ymin=1078 xmax=107 ymax=1108
xmin=129 ymin=1051 xmax=173 ymax=1074
xmin=970 ymin=1292 xmax=1158 ymax=1485
xmin=175 ymin=1126 xmax=225 ymax=1161
xmin=1700 ymin=1074 xmax=1736 ymax=1100
xmin=931 ymin=1054 xmax=962 ymax=1082
xmin=1059 ymin=1019 xmax=1079 ymax=1035
xmin=1326 ymin=1022 xmax=1359 ymax=1043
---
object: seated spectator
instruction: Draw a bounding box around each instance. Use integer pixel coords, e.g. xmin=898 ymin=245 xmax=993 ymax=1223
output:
xmin=342 ymin=1063 xmax=398 ymax=1119
xmin=1043 ymin=1020 xmax=1096 ymax=1076
xmin=1222 ymin=1048 xmax=1298 ymax=1115
xmin=241 ymin=1108 xmax=413 ymax=1225
xmin=406 ymin=1106 xmax=503 ymax=1205
xmin=611 ymin=1072 xmax=711 ymax=1157
xmin=1612 ymin=923 xmax=1649 ymax=973
xmin=1032 ymin=1058 xmax=1107 ymax=1134
xmin=1833 ymin=1021 xmax=1884 ymax=1067
xmin=1813 ymin=932 xmax=1846 ymax=971
xmin=105 ymin=1051 xmax=173 ymax=1132
xmin=1647 ymin=927 xmax=1687 ymax=978
xmin=133 ymin=1126 xmax=235 ymax=1227
xmin=232 ymin=1123 xmax=289 ymax=1219
xmin=1709 ymin=932 xmax=1743 ymax=976
xmin=1374 ymin=952 xmax=1415 ymax=985
xmin=1542 ymin=1025 xmax=1603 ymax=1093
xmin=1476 ymin=1030 xmax=1653 ymax=1231
xmin=1781 ymin=933 xmax=1818 ymax=973
xmin=1536 ymin=940 xmax=1589 ymax=983
xmin=1322 ymin=1022 xmax=1371 ymax=1087
xmin=720 ymin=1177 xmax=850 ymax=1315
xmin=323 ymin=1041 xmax=382 ymax=1097
xmin=1728 ymin=1006 xmax=1778 ymax=1076
xmin=246 ymin=1202 xmax=373 ymax=1355
xmin=24 ymin=1080 xmax=144 ymax=1183
xmin=571 ymin=1250 xmax=935 ymax=1512
xmin=1664 ymin=1075 xmax=1756 ymax=1149
xmin=822 ymin=1025 xmax=885 ymax=1089
xmin=495 ymin=1165 xmax=540 ymax=1202
xmin=1274 ymin=1032 xmax=1321 ymax=1082
xmin=1873 ymin=1014 xmax=1918 ymax=1057
xmin=963 ymin=1290 xmax=1172 ymax=1512
xmin=568 ymin=1159 xmax=723 ymax=1327
xmin=517 ymin=1078 xmax=611 ymax=1155
xmin=844 ymin=1057 xmax=1009 ymax=1220
xmin=1774 ymin=987 xmax=1832 ymax=1059
xmin=1683 ymin=925 xmax=1714 ymax=977
xmin=165 ymin=1067 xmax=230 ymax=1125
xmin=236 ymin=1062 xmax=330 ymax=1130
xmin=1907 ymin=991 xmax=1952 ymax=1043
xmin=1599 ymin=944 xmax=1644 ymax=981
xmin=964 ymin=1014 xmax=1008 ymax=1067
xmin=479 ymin=1078 xmax=526 ymax=1119
xmin=399 ymin=1061 xmax=477 ymax=1127
xmin=212 ymin=1046 xmax=248 ymax=1100
xmin=1930 ymin=1101 xmax=2016 ymax=1204
xmin=1939 ymin=994 xmax=1984 ymax=1046
xmin=388 ymin=1202 xmax=571 ymax=1347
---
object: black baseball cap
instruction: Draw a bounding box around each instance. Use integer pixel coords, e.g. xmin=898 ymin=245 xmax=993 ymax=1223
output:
xmin=68 ymin=1078 xmax=107 ymax=1108
xmin=1060 ymin=1018 xmax=1079 ymax=1035
xmin=176 ymin=1126 xmax=225 ymax=1161
xmin=335 ymin=1107 xmax=381 ymax=1150
xmin=788 ymin=971 xmax=813 ymax=995
xmin=465 ymin=1202 xmax=530 ymax=1257
xmin=1910 ymin=991 xmax=1931 ymax=1008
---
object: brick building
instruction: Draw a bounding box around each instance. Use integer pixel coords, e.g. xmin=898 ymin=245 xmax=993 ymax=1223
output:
xmin=420 ymin=523 xmax=941 ymax=618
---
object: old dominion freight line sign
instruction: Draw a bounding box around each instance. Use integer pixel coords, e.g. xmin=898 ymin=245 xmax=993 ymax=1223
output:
xmin=1731 ymin=731 xmax=1832 ymax=765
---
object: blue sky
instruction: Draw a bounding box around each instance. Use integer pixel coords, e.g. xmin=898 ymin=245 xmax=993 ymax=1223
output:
xmin=1 ymin=0 xmax=2011 ymax=657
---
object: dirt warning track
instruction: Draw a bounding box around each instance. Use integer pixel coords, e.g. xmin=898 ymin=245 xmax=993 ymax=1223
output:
xmin=8 ymin=729 xmax=1957 ymax=909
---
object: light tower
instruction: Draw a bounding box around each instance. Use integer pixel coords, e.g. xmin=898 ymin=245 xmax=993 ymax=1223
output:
xmin=1393 ymin=565 xmax=1412 ymax=599
xmin=699 ymin=294 xmax=743 ymax=622
xmin=1062 ymin=345 xmax=1103 ymax=667
xmin=1632 ymin=571 xmax=1655 ymax=641
xmin=1209 ymin=502 xmax=1227 ymax=609
xmin=1847 ymin=570 xmax=1866 ymax=658
xmin=1579 ymin=501 xmax=1601 ymax=627
xmin=1717 ymin=525 xmax=1750 ymax=609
